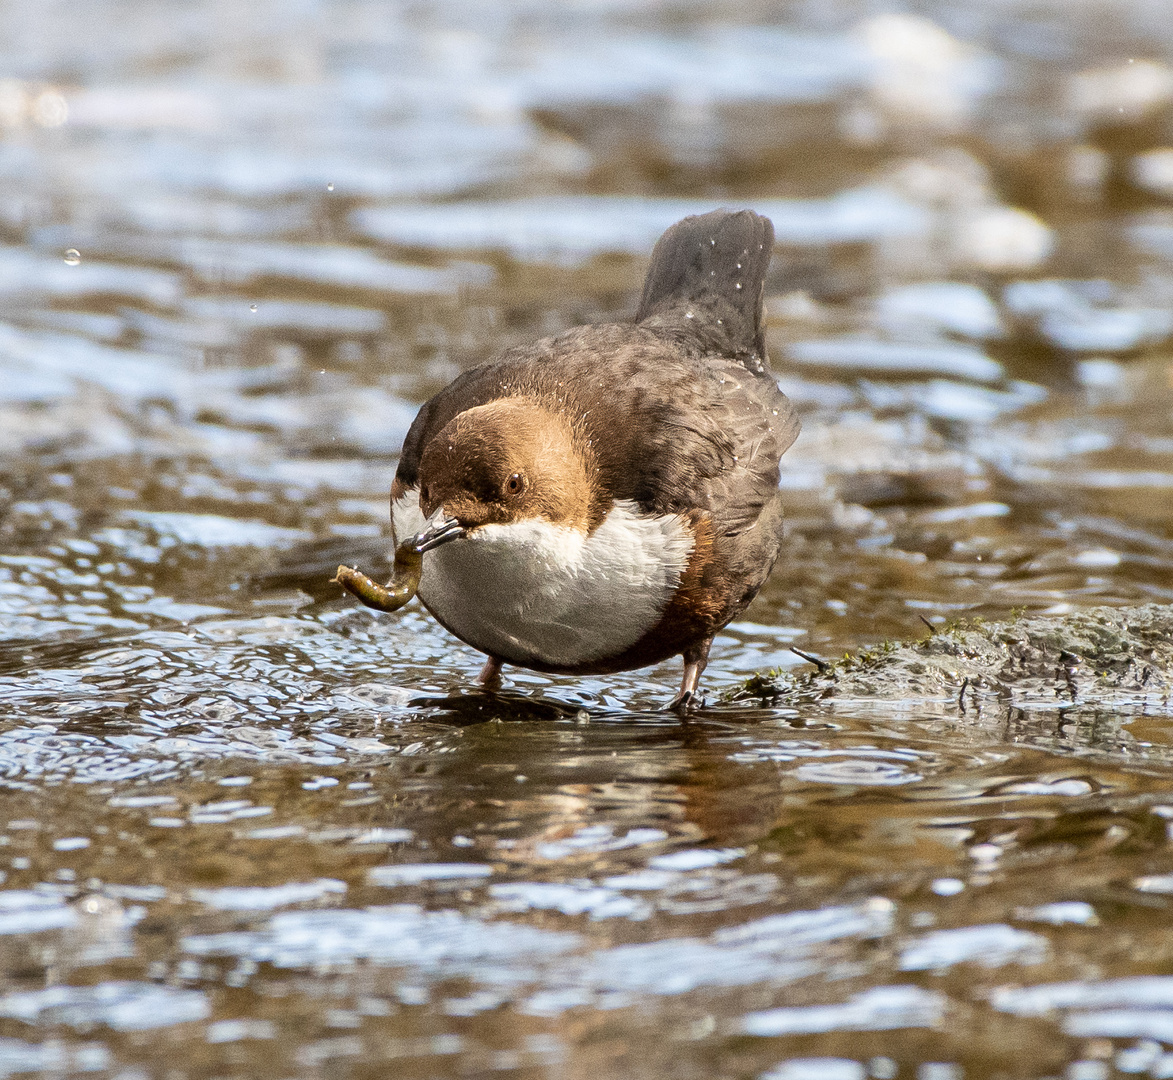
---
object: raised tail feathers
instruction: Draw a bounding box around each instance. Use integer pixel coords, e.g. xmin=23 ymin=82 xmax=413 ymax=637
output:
xmin=635 ymin=209 xmax=774 ymax=367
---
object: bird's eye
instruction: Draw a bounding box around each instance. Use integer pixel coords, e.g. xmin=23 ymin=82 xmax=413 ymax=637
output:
xmin=505 ymin=472 xmax=525 ymax=497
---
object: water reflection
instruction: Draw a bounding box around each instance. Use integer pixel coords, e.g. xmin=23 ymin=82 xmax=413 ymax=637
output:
xmin=2 ymin=0 xmax=1173 ymax=1076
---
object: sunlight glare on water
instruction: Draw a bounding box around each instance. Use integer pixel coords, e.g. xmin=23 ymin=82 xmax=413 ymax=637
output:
xmin=1 ymin=0 xmax=1173 ymax=1077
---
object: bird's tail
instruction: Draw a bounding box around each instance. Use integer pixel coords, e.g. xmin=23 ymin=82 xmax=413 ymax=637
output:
xmin=635 ymin=209 xmax=774 ymax=369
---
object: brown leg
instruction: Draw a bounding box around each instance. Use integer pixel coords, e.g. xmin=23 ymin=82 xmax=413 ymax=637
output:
xmin=667 ymin=638 xmax=712 ymax=712
xmin=477 ymin=655 xmax=504 ymax=690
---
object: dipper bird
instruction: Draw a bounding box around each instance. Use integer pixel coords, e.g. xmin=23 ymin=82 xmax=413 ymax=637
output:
xmin=339 ymin=209 xmax=799 ymax=709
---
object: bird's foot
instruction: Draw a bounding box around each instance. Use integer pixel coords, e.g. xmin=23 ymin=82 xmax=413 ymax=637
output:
xmin=664 ymin=687 xmax=702 ymax=713
xmin=477 ymin=655 xmax=504 ymax=691
xmin=666 ymin=639 xmax=712 ymax=713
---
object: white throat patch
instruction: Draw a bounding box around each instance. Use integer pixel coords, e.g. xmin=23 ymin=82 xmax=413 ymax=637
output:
xmin=392 ymin=490 xmax=693 ymax=668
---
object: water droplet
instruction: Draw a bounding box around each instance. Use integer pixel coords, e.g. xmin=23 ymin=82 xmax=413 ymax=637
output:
xmin=326 ymin=182 xmax=334 ymax=191
xmin=63 ymin=248 xmax=81 ymax=266
xmin=249 ymin=303 xmax=257 ymax=313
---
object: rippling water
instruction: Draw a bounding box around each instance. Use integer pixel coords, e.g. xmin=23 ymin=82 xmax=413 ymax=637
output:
xmin=3 ymin=1 xmax=1173 ymax=1077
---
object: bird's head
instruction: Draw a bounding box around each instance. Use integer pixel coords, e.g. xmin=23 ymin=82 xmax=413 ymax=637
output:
xmin=411 ymin=397 xmax=595 ymax=551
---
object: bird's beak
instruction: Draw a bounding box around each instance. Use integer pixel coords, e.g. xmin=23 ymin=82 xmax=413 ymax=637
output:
xmin=412 ymin=514 xmax=466 ymax=553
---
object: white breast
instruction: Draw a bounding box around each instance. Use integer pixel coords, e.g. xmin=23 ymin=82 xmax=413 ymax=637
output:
xmin=392 ymin=490 xmax=693 ymax=668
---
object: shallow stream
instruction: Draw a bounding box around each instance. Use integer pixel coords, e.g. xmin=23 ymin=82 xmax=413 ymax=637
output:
xmin=2 ymin=2 xmax=1173 ymax=1077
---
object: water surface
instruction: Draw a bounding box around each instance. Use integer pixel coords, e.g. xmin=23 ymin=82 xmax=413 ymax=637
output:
xmin=3 ymin=1 xmax=1173 ymax=1076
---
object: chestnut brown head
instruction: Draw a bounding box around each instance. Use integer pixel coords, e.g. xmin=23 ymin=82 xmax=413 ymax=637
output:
xmin=416 ymin=397 xmax=596 ymax=532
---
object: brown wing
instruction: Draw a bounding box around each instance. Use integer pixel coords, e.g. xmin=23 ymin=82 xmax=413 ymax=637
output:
xmin=395 ymin=327 xmax=798 ymax=532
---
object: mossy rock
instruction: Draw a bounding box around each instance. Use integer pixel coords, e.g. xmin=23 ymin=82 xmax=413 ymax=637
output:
xmin=732 ymin=604 xmax=1173 ymax=714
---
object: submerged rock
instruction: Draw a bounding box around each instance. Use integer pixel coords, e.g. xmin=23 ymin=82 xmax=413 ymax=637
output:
xmin=734 ymin=604 xmax=1173 ymax=713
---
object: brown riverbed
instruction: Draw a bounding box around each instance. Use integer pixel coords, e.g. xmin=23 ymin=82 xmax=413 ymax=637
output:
xmin=2 ymin=2 xmax=1173 ymax=1077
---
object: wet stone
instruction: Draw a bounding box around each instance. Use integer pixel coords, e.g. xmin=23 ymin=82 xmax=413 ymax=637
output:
xmin=734 ymin=605 xmax=1173 ymax=715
